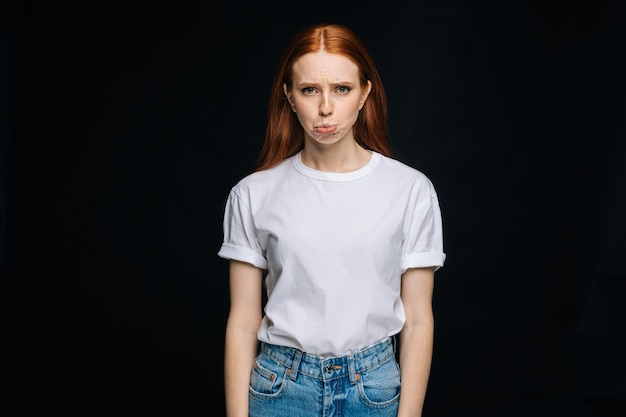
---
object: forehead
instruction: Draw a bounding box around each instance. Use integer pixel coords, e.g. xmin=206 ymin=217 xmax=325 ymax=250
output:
xmin=291 ymin=51 xmax=360 ymax=81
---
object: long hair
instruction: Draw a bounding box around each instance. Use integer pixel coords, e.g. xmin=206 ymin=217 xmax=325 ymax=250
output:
xmin=253 ymin=23 xmax=393 ymax=172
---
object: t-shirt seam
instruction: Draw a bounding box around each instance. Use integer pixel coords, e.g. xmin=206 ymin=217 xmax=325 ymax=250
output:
xmin=292 ymin=151 xmax=380 ymax=182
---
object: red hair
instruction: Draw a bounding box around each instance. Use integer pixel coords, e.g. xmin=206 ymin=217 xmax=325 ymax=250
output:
xmin=253 ymin=24 xmax=393 ymax=172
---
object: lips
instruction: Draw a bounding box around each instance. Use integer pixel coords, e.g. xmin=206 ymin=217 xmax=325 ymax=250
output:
xmin=314 ymin=125 xmax=337 ymax=134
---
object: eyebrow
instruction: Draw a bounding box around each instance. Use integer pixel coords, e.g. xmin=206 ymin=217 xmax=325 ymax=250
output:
xmin=295 ymin=81 xmax=357 ymax=87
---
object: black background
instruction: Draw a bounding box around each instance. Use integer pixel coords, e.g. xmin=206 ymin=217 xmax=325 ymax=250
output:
xmin=2 ymin=1 xmax=625 ymax=416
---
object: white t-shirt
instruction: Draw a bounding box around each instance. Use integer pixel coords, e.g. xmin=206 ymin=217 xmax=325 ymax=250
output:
xmin=218 ymin=150 xmax=446 ymax=357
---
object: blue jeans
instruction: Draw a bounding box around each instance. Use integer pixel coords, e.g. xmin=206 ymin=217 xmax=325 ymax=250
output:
xmin=249 ymin=337 xmax=400 ymax=417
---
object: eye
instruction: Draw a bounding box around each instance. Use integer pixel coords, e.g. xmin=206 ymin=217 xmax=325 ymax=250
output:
xmin=336 ymin=86 xmax=352 ymax=94
xmin=301 ymin=87 xmax=317 ymax=95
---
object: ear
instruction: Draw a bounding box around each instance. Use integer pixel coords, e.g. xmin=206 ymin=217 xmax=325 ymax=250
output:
xmin=358 ymin=80 xmax=372 ymax=110
xmin=283 ymin=83 xmax=296 ymax=112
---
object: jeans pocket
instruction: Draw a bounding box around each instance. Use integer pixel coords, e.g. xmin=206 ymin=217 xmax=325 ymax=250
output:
xmin=357 ymin=357 xmax=401 ymax=406
xmin=249 ymin=353 xmax=288 ymax=397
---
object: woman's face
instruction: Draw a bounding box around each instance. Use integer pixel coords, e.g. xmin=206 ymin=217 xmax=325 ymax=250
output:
xmin=284 ymin=51 xmax=371 ymax=147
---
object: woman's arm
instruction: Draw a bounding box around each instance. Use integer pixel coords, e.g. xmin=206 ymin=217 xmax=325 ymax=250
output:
xmin=224 ymin=260 xmax=264 ymax=417
xmin=397 ymin=267 xmax=435 ymax=417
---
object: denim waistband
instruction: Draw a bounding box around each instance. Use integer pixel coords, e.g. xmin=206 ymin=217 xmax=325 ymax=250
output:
xmin=260 ymin=337 xmax=395 ymax=383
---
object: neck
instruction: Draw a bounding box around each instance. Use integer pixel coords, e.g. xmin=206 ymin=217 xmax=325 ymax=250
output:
xmin=301 ymin=141 xmax=372 ymax=173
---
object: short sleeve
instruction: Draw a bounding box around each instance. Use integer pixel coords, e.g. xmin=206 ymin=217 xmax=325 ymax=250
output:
xmin=217 ymin=189 xmax=268 ymax=269
xmin=400 ymin=183 xmax=446 ymax=273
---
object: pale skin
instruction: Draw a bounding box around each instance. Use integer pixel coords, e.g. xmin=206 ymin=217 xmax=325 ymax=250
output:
xmin=224 ymin=260 xmax=263 ymax=417
xmin=224 ymin=50 xmax=435 ymax=417
xmin=284 ymin=50 xmax=372 ymax=172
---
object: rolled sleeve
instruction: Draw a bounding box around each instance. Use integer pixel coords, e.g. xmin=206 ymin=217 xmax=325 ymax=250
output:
xmin=401 ymin=187 xmax=446 ymax=274
xmin=217 ymin=189 xmax=267 ymax=269
xmin=217 ymin=243 xmax=268 ymax=269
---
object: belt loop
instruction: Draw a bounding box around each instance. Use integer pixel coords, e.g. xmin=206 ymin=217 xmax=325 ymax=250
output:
xmin=347 ymin=354 xmax=358 ymax=384
xmin=289 ymin=350 xmax=303 ymax=381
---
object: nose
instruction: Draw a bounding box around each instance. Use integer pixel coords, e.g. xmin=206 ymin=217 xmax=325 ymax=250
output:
xmin=319 ymin=95 xmax=333 ymax=116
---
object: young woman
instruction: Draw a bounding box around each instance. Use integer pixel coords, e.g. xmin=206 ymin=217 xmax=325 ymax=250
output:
xmin=218 ymin=23 xmax=446 ymax=417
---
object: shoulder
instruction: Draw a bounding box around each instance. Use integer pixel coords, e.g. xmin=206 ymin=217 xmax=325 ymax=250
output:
xmin=377 ymin=154 xmax=435 ymax=188
xmin=372 ymin=154 xmax=441 ymax=207
xmin=231 ymin=156 xmax=294 ymax=195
